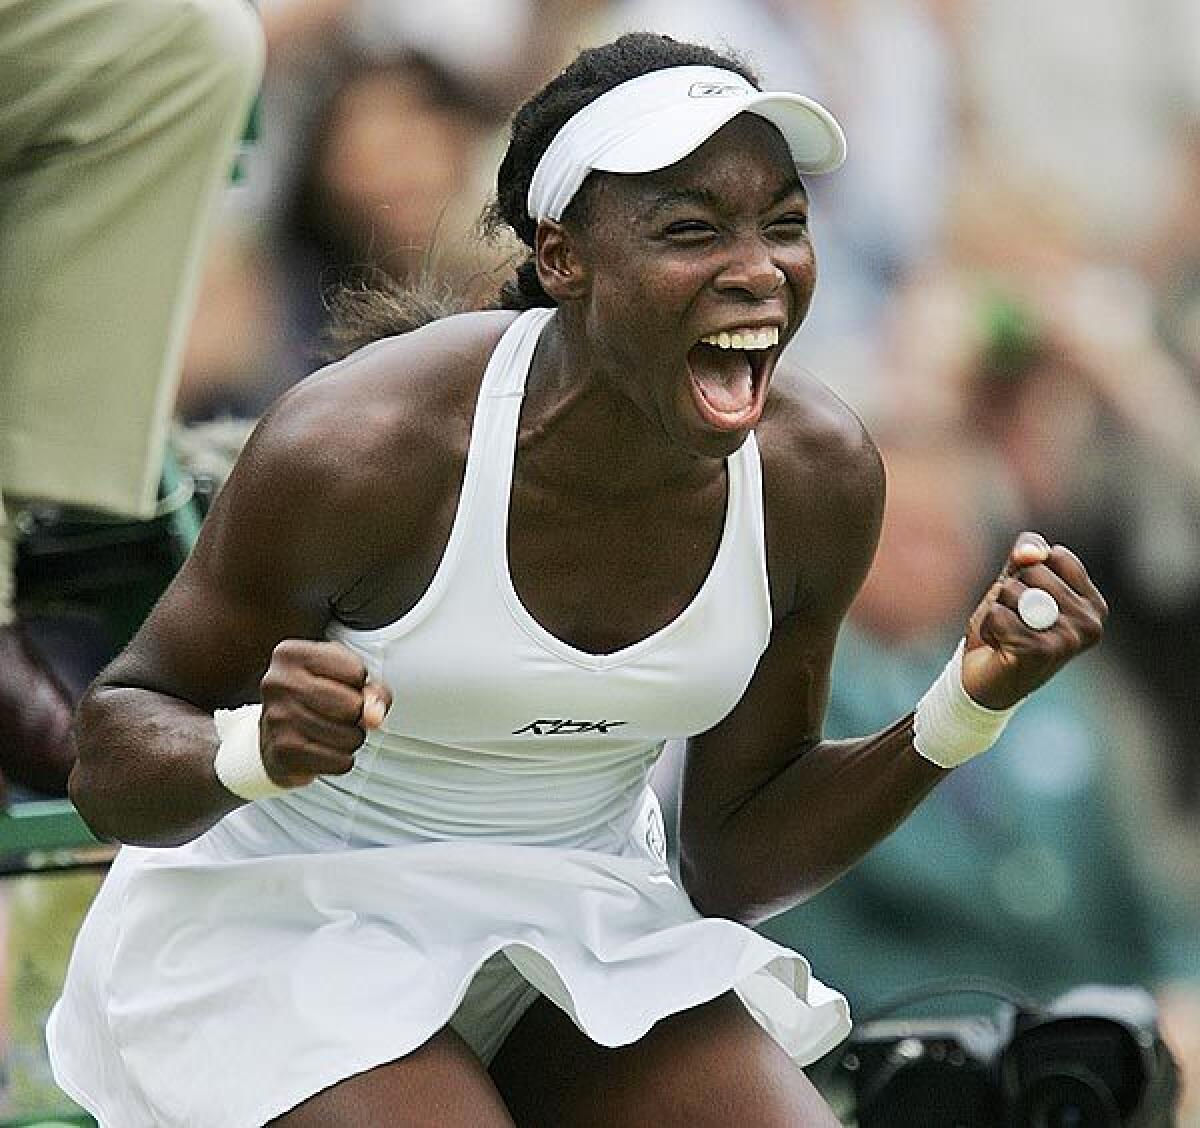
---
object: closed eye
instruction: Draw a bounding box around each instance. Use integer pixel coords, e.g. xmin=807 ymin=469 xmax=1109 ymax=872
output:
xmin=768 ymin=214 xmax=809 ymax=239
xmin=663 ymin=220 xmax=718 ymax=241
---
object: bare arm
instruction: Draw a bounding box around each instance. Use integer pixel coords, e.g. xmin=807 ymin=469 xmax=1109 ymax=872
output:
xmin=69 ymin=368 xmax=398 ymax=846
xmin=679 ymin=415 xmax=1107 ymax=924
xmin=680 ymin=626 xmax=936 ymax=923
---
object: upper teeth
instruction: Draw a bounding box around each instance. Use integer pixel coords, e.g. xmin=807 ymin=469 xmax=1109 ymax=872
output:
xmin=699 ymin=327 xmax=780 ymax=350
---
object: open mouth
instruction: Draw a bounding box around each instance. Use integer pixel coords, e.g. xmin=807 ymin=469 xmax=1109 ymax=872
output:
xmin=685 ymin=326 xmax=779 ymax=431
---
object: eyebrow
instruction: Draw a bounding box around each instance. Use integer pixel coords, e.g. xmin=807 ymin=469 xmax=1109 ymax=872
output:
xmin=638 ymin=177 xmax=808 ymax=221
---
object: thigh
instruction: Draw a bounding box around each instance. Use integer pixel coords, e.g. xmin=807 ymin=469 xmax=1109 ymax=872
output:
xmin=489 ymin=992 xmax=842 ymax=1128
xmin=269 ymin=1026 xmax=517 ymax=1128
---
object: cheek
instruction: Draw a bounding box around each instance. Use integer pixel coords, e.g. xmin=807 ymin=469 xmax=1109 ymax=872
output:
xmin=583 ymin=261 xmax=701 ymax=403
xmin=590 ymin=253 xmax=704 ymax=321
xmin=785 ymin=249 xmax=818 ymax=311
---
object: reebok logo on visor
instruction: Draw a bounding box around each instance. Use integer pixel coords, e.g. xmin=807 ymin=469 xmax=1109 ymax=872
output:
xmin=688 ymin=82 xmax=748 ymax=99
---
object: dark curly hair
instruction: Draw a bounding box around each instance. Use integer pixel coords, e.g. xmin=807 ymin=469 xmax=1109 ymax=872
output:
xmin=326 ymin=33 xmax=758 ymax=356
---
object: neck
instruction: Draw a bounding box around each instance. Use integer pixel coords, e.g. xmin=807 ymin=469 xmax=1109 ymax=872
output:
xmin=519 ymin=311 xmax=723 ymax=498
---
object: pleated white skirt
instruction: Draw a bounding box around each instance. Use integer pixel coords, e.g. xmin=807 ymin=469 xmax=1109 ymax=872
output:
xmin=47 ymin=797 xmax=850 ymax=1128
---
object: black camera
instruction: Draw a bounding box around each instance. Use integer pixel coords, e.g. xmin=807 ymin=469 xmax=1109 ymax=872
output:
xmin=813 ymin=986 xmax=1179 ymax=1127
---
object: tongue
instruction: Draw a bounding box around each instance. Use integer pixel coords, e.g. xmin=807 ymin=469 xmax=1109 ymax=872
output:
xmin=688 ymin=343 xmax=754 ymax=414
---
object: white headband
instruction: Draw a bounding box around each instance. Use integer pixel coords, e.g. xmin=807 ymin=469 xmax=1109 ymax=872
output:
xmin=526 ymin=65 xmax=846 ymax=222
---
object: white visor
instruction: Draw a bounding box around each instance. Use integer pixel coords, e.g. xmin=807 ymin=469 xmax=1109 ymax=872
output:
xmin=527 ymin=65 xmax=846 ymax=222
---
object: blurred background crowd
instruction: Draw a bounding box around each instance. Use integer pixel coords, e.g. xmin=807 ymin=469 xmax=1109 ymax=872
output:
xmin=5 ymin=0 xmax=1200 ymax=1122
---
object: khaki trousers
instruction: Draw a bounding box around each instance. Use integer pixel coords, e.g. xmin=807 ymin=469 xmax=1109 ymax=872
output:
xmin=0 ymin=0 xmax=263 ymax=523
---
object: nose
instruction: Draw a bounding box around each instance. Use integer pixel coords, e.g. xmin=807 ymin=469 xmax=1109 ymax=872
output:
xmin=714 ymin=237 xmax=786 ymax=300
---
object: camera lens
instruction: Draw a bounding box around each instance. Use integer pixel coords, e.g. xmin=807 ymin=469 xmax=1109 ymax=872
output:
xmin=1013 ymin=1068 xmax=1122 ymax=1128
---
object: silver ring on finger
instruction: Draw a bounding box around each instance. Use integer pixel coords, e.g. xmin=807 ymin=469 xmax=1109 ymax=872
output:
xmin=1018 ymin=587 xmax=1060 ymax=631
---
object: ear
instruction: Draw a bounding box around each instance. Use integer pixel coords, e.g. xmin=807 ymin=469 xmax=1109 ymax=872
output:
xmin=534 ymin=219 xmax=590 ymax=302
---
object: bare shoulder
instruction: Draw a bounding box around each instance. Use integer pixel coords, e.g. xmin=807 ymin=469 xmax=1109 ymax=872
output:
xmin=264 ymin=311 xmax=517 ymax=461
xmin=758 ymin=363 xmax=881 ymax=488
xmin=756 ymin=363 xmax=885 ymax=618
xmin=197 ymin=310 xmax=520 ymax=594
xmin=236 ymin=311 xmax=518 ymax=507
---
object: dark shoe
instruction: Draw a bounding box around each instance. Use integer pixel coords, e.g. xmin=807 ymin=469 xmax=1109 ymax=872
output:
xmin=0 ymin=619 xmax=76 ymax=799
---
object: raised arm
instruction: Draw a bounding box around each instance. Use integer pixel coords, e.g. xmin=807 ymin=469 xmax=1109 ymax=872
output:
xmin=678 ymin=406 xmax=1107 ymax=924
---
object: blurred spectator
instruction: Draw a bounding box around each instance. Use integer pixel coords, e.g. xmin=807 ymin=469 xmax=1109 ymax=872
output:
xmin=850 ymin=251 xmax=1200 ymax=831
xmin=758 ymin=431 xmax=1200 ymax=1120
xmin=275 ymin=51 xmax=496 ymax=384
xmin=244 ymin=0 xmax=613 ymax=241
xmin=963 ymin=282 xmax=1200 ymax=822
xmin=177 ymin=48 xmax=502 ymax=419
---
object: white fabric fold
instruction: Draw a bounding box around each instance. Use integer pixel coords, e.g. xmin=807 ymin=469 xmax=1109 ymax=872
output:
xmin=49 ymin=835 xmax=849 ymax=1128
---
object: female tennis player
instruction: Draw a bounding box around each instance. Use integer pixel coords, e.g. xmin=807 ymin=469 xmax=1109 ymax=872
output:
xmin=49 ymin=33 xmax=1106 ymax=1127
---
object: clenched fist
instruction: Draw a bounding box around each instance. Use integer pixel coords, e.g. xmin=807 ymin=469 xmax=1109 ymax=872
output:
xmin=257 ymin=639 xmax=392 ymax=789
xmin=962 ymin=532 xmax=1108 ymax=710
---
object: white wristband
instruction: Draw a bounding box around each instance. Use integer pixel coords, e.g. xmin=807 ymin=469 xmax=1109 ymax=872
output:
xmin=913 ymin=641 xmax=1020 ymax=769
xmin=213 ymin=704 xmax=288 ymax=801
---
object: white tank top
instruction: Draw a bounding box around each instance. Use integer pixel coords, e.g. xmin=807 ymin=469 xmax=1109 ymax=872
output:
xmin=218 ymin=308 xmax=773 ymax=857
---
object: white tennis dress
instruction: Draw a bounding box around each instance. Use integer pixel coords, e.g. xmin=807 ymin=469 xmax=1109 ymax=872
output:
xmin=47 ymin=308 xmax=850 ymax=1127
